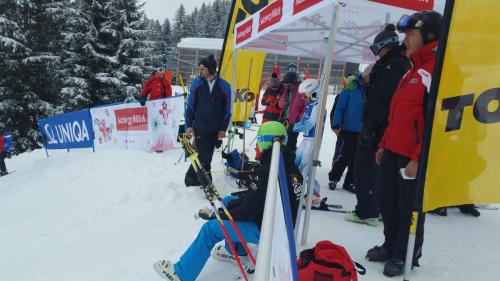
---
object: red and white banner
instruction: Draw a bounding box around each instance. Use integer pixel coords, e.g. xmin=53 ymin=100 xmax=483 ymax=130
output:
xmin=234 ymin=0 xmax=445 ymax=63
xmin=90 ymin=96 xmax=184 ymax=151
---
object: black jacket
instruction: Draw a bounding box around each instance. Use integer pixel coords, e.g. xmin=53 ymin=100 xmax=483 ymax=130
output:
xmin=359 ymin=46 xmax=411 ymax=147
xmin=225 ymin=147 xmax=303 ymax=229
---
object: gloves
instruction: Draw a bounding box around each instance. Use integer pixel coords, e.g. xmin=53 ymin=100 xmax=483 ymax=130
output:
xmin=215 ymin=139 xmax=223 ymax=149
xmin=137 ymin=96 xmax=146 ymax=106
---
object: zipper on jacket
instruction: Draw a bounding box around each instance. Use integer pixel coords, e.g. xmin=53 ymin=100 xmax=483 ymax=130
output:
xmin=414 ymin=120 xmax=420 ymax=144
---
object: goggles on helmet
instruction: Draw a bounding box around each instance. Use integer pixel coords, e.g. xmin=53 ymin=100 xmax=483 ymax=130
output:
xmin=257 ymin=135 xmax=288 ymax=143
xmin=397 ymin=14 xmax=424 ymax=33
xmin=369 ymin=35 xmax=399 ymax=56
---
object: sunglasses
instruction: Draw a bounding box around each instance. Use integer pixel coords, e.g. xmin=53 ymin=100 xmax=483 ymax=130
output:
xmin=257 ymin=135 xmax=288 ymax=143
xmin=397 ymin=14 xmax=423 ymax=33
xmin=369 ymin=35 xmax=399 ymax=56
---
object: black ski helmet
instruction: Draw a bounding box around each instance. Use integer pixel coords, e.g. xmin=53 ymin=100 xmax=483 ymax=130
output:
xmin=370 ymin=24 xmax=399 ymax=56
xmin=397 ymin=10 xmax=443 ymax=44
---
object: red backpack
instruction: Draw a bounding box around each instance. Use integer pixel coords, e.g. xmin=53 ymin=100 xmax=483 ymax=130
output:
xmin=297 ymin=240 xmax=366 ymax=281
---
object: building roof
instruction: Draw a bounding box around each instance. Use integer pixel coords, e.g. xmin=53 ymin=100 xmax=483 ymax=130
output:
xmin=176 ymin=37 xmax=224 ymax=51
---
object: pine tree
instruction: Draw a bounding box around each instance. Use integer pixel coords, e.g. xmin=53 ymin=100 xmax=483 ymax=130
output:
xmin=0 ymin=0 xmax=43 ymax=151
xmin=162 ymin=18 xmax=172 ymax=46
xmin=172 ymin=4 xmax=187 ymax=44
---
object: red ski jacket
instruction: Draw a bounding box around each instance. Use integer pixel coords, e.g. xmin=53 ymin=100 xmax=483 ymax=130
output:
xmin=141 ymin=76 xmax=172 ymax=100
xmin=379 ymin=41 xmax=438 ymax=160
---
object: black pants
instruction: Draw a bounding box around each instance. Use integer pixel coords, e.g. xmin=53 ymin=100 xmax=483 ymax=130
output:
xmin=286 ymin=127 xmax=299 ymax=152
xmin=329 ymin=131 xmax=358 ymax=186
xmin=376 ymin=149 xmax=425 ymax=261
xmin=353 ymin=144 xmax=379 ymax=219
xmin=0 ymin=152 xmax=6 ymax=172
xmin=184 ymin=132 xmax=218 ymax=186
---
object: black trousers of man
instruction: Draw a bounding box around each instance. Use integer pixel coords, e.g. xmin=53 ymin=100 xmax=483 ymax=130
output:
xmin=376 ymin=149 xmax=425 ymax=262
xmin=0 ymin=152 xmax=7 ymax=173
xmin=329 ymin=131 xmax=358 ymax=187
xmin=286 ymin=127 xmax=299 ymax=152
xmin=184 ymin=131 xmax=218 ymax=186
xmin=353 ymin=144 xmax=379 ymax=219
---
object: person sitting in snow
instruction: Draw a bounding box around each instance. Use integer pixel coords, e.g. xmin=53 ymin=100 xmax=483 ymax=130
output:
xmin=293 ymin=78 xmax=324 ymax=208
xmin=153 ymin=121 xmax=303 ymax=281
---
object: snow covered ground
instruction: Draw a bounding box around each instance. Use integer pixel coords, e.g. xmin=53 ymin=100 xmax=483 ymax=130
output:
xmin=1 ymin=95 xmax=499 ymax=281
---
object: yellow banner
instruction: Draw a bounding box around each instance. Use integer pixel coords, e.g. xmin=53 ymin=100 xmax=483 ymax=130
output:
xmin=220 ymin=0 xmax=267 ymax=122
xmin=423 ymin=0 xmax=500 ymax=211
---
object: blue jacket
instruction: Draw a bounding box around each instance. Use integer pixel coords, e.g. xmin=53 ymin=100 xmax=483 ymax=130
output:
xmin=293 ymin=100 xmax=318 ymax=138
xmin=186 ymin=76 xmax=232 ymax=133
xmin=332 ymin=77 xmax=365 ymax=133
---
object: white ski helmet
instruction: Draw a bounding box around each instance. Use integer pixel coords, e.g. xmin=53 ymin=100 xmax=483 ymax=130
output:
xmin=298 ymin=78 xmax=320 ymax=101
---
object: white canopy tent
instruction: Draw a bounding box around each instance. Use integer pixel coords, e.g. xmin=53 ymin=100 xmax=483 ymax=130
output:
xmin=233 ymin=0 xmax=445 ymax=280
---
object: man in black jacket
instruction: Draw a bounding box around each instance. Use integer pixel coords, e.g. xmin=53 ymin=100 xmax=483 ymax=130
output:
xmin=154 ymin=121 xmax=303 ymax=281
xmin=344 ymin=24 xmax=411 ymax=226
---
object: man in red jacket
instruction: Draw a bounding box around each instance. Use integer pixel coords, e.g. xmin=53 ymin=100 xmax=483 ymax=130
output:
xmin=365 ymin=10 xmax=443 ymax=277
xmin=140 ymin=68 xmax=172 ymax=105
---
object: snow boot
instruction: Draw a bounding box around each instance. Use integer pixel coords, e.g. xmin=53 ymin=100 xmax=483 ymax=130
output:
xmin=429 ymin=207 xmax=447 ymax=216
xmin=343 ymin=183 xmax=357 ymax=194
xmin=211 ymin=244 xmax=255 ymax=273
xmin=328 ymin=180 xmax=338 ymax=190
xmin=344 ymin=211 xmax=378 ymax=227
xmin=383 ymin=258 xmax=404 ymax=277
xmin=458 ymin=204 xmax=480 ymax=217
xmin=366 ymin=245 xmax=390 ymax=262
xmin=153 ymin=260 xmax=181 ymax=281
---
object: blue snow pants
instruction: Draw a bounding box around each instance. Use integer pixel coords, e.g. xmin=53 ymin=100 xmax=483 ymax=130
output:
xmin=174 ymin=196 xmax=260 ymax=281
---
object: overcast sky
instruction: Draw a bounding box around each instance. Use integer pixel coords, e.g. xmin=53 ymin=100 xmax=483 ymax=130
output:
xmin=143 ymin=0 xmax=216 ymax=23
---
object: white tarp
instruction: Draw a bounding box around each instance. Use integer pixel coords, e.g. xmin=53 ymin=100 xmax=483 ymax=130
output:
xmin=90 ymin=96 xmax=184 ymax=151
xmin=234 ymin=0 xmax=445 ymax=64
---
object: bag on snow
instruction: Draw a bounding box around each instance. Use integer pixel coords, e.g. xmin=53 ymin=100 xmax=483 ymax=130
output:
xmin=222 ymin=149 xmax=259 ymax=188
xmin=297 ymin=240 xmax=366 ymax=281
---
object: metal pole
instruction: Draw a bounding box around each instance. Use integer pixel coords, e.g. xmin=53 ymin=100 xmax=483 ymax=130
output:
xmin=254 ymin=140 xmax=282 ymax=281
xmin=300 ymin=2 xmax=340 ymax=246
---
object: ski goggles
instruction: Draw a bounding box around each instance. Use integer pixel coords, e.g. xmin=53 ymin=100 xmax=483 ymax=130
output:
xmin=397 ymin=14 xmax=423 ymax=33
xmin=257 ymin=135 xmax=288 ymax=143
xmin=369 ymin=35 xmax=399 ymax=56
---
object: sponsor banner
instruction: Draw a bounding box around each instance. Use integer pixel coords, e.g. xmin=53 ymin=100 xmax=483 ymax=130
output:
xmin=423 ymin=0 xmax=500 ymax=211
xmin=219 ymin=0 xmax=267 ymax=122
xmin=368 ymin=0 xmax=434 ymax=11
xmin=259 ymin=0 xmax=283 ymax=32
xmin=90 ymin=96 xmax=184 ymax=151
xmin=236 ymin=18 xmax=254 ymax=45
xmin=38 ymin=109 xmax=94 ymax=150
xmin=293 ymin=0 xmax=323 ymax=15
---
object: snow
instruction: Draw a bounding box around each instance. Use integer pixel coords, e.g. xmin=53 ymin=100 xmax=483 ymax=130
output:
xmin=1 ymin=95 xmax=500 ymax=281
xmin=177 ymin=37 xmax=224 ymax=51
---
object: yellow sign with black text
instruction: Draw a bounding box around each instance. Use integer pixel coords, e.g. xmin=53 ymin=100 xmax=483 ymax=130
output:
xmin=220 ymin=0 xmax=267 ymax=122
xmin=423 ymin=0 xmax=500 ymax=211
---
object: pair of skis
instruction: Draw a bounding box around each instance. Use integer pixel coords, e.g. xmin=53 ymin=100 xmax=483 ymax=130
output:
xmin=179 ymin=134 xmax=256 ymax=281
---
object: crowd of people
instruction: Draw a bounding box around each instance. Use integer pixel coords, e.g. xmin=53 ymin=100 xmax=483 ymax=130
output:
xmin=150 ymin=9 xmax=488 ymax=281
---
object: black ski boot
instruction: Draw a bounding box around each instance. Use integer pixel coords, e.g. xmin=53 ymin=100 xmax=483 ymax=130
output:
xmin=429 ymin=207 xmax=447 ymax=216
xmin=366 ymin=246 xmax=390 ymax=262
xmin=343 ymin=183 xmax=357 ymax=194
xmin=383 ymin=258 xmax=404 ymax=277
xmin=458 ymin=204 xmax=480 ymax=217
xmin=329 ymin=181 xmax=338 ymax=190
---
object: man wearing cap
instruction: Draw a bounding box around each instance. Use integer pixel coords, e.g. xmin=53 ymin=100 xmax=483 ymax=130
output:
xmin=344 ymin=24 xmax=411 ymax=226
xmin=366 ymin=11 xmax=443 ymax=277
xmin=184 ymin=55 xmax=231 ymax=186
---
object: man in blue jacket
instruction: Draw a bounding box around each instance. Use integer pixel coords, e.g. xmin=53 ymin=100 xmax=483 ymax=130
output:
xmin=184 ymin=55 xmax=231 ymax=186
xmin=328 ymin=75 xmax=364 ymax=192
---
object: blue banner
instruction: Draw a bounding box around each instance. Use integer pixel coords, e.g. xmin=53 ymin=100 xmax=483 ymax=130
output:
xmin=38 ymin=109 xmax=94 ymax=149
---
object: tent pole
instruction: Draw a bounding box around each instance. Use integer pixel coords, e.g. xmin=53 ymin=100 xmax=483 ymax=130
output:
xmin=227 ymin=50 xmax=238 ymax=154
xmin=300 ymin=2 xmax=340 ymax=246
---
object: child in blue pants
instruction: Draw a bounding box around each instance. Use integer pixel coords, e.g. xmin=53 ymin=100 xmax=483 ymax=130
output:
xmin=154 ymin=121 xmax=303 ymax=281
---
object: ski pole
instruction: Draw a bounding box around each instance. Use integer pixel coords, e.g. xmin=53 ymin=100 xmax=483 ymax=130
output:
xmin=180 ymin=134 xmax=257 ymax=266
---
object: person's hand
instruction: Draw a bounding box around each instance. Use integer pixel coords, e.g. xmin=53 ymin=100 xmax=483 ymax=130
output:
xmin=404 ymin=160 xmax=419 ymax=179
xmin=218 ymin=131 xmax=226 ymax=139
xmin=333 ymin=128 xmax=340 ymax=136
xmin=375 ymin=148 xmax=385 ymax=165
xmin=186 ymin=127 xmax=194 ymax=139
